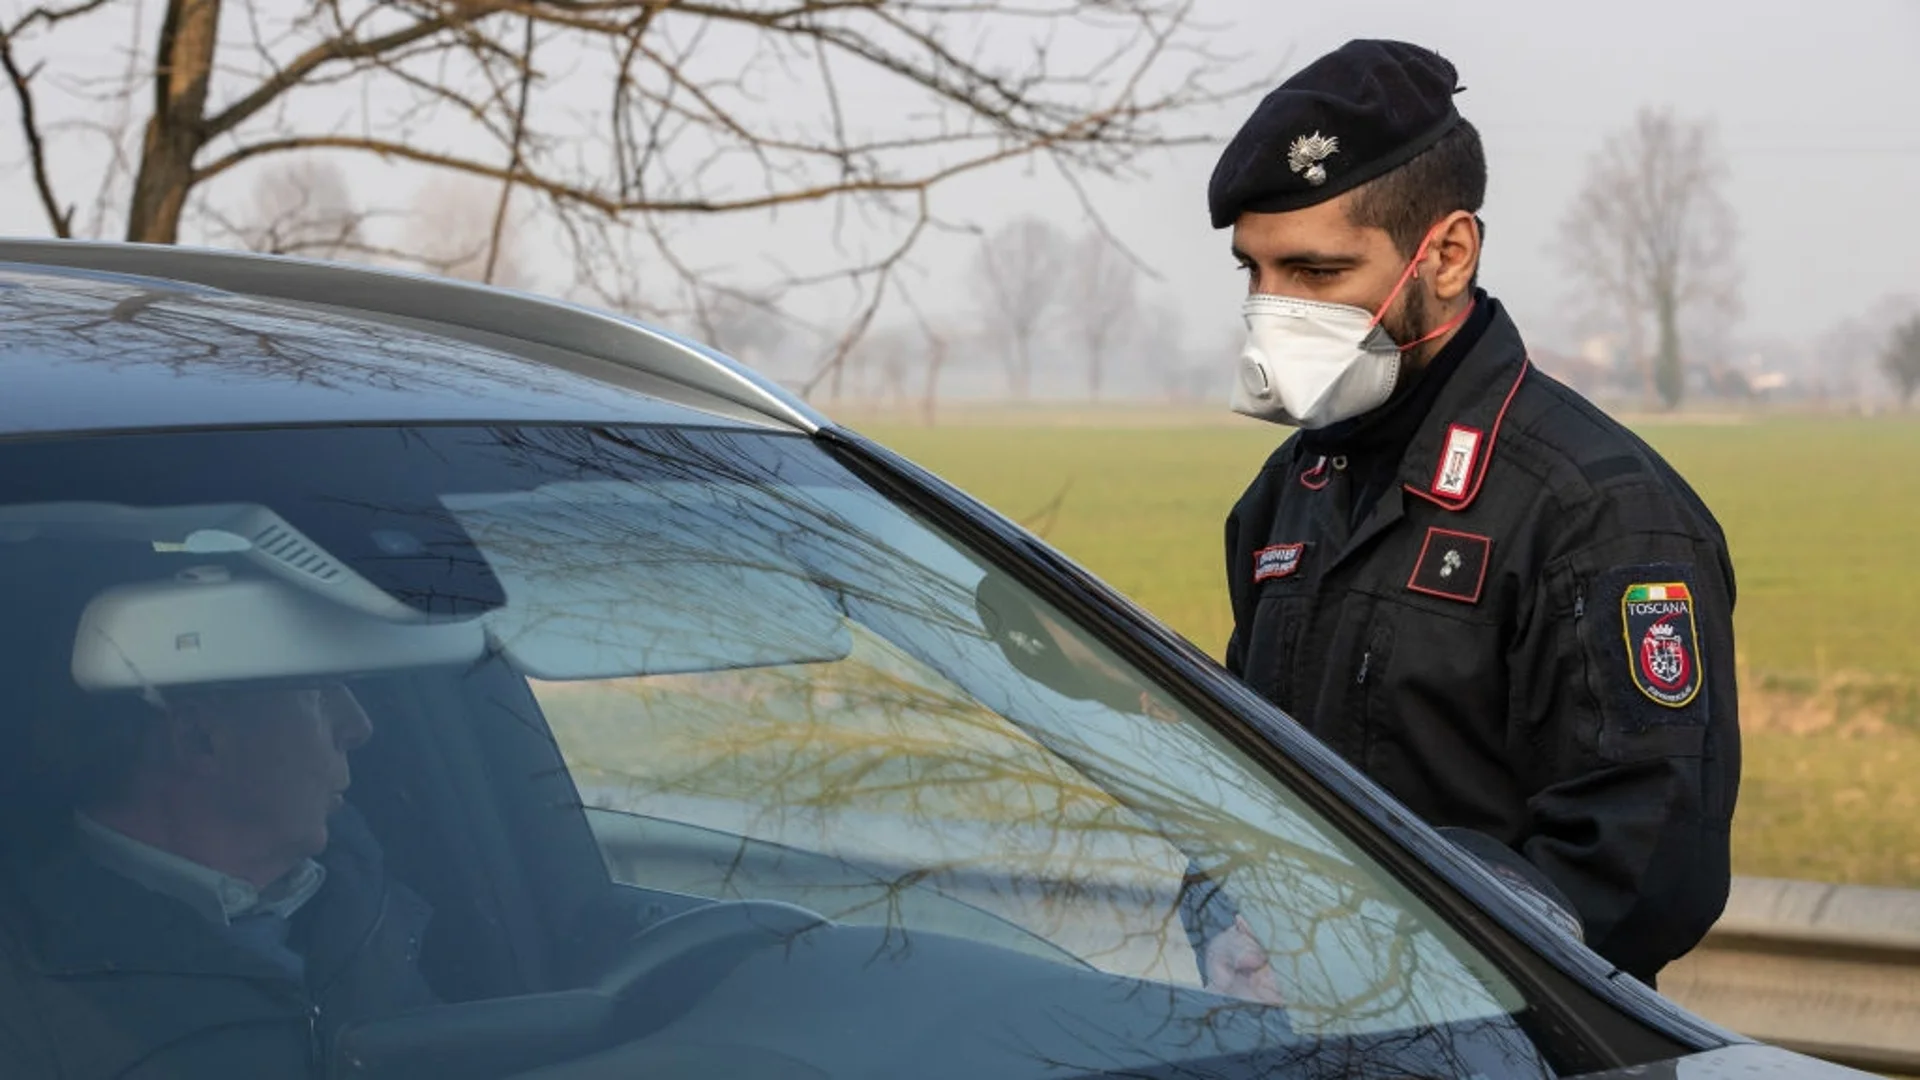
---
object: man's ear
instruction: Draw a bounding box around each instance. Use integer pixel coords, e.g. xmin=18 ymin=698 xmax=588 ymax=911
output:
xmin=1426 ymin=210 xmax=1481 ymax=302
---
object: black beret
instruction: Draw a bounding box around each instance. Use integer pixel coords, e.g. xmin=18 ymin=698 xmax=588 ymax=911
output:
xmin=1209 ymin=39 xmax=1464 ymax=229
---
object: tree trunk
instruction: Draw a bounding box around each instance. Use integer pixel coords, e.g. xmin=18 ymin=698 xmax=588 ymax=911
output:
xmin=1010 ymin=339 xmax=1032 ymax=400
xmin=921 ymin=346 xmax=946 ymax=425
xmin=828 ymin=353 xmax=846 ymax=403
xmin=126 ymin=0 xmax=221 ymax=244
xmin=1654 ymin=290 xmax=1684 ymax=410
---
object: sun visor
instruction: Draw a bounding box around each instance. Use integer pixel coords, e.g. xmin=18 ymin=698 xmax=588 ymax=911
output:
xmin=72 ymin=567 xmax=486 ymax=692
xmin=480 ymin=560 xmax=852 ymax=680
xmin=448 ymin=484 xmax=854 ymax=681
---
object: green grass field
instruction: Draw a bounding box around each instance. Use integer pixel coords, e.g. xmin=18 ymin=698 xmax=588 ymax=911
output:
xmin=850 ymin=409 xmax=1920 ymax=887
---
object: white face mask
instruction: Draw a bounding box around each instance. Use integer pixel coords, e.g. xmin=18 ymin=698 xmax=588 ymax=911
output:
xmin=1231 ymin=294 xmax=1403 ymax=429
xmin=1230 ymin=225 xmax=1471 ymax=430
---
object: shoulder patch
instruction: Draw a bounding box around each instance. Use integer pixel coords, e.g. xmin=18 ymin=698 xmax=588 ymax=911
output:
xmin=1622 ymin=582 xmax=1703 ymax=708
xmin=1406 ymin=527 xmax=1490 ymax=604
xmin=1253 ymin=542 xmax=1305 ymax=582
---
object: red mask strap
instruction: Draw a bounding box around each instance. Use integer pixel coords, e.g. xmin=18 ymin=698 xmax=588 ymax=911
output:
xmin=1368 ymin=222 xmax=1474 ymax=352
xmin=1397 ymin=298 xmax=1476 ymax=353
xmin=1368 ymin=229 xmax=1439 ymax=330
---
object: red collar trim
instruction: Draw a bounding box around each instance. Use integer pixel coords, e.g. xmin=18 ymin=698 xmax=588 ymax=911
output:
xmin=1402 ymin=358 xmax=1530 ymax=513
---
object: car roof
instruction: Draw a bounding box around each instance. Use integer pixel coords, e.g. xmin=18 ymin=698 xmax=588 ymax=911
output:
xmin=0 ymin=240 xmax=827 ymax=439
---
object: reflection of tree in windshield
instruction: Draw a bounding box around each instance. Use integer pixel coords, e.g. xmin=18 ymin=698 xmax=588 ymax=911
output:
xmin=459 ymin=427 xmax=1525 ymax=1047
xmin=0 ymin=272 xmax=607 ymax=403
xmin=3 ymin=411 xmax=1564 ymax=1072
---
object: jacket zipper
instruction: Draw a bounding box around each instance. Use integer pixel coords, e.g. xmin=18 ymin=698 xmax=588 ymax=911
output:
xmin=308 ymin=1003 xmax=324 ymax=1073
xmin=306 ymin=883 xmax=391 ymax=1073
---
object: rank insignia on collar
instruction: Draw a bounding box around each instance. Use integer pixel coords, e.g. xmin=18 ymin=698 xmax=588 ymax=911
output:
xmin=1253 ymin=542 xmax=1305 ymax=583
xmin=1407 ymin=527 xmax=1490 ymax=604
xmin=1431 ymin=424 xmax=1483 ymax=500
xmin=1622 ymin=582 xmax=1703 ymax=708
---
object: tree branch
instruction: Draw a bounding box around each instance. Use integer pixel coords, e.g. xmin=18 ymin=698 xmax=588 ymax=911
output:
xmin=194 ymin=89 xmax=1189 ymax=216
xmin=4 ymin=0 xmax=120 ymax=39
xmin=0 ymin=30 xmax=74 ymax=236
xmin=485 ymin=12 xmax=534 ymax=284
xmin=202 ymin=2 xmax=514 ymax=140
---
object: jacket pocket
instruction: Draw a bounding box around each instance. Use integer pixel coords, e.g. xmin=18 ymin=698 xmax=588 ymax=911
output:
xmin=1351 ymin=594 xmax=1516 ymax=820
xmin=1249 ymin=590 xmax=1309 ymax=713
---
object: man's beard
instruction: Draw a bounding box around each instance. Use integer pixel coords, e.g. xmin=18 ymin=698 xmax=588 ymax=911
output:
xmin=1381 ymin=283 xmax=1450 ymax=375
xmin=1381 ymin=282 xmax=1430 ymax=356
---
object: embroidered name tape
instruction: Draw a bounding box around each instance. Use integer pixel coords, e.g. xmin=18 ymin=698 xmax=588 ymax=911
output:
xmin=1253 ymin=543 xmax=1305 ymax=583
xmin=1406 ymin=527 xmax=1491 ymax=604
xmin=1431 ymin=424 xmax=1483 ymax=500
xmin=1622 ymin=582 xmax=1703 ymax=708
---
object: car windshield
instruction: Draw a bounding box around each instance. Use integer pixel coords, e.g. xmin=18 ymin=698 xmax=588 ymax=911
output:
xmin=0 ymin=423 xmax=1557 ymax=1079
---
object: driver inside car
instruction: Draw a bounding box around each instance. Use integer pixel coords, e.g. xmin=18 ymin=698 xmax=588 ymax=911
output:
xmin=2 ymin=677 xmax=439 ymax=1078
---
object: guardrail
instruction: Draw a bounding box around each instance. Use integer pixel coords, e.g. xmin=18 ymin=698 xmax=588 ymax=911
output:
xmin=1661 ymin=876 xmax=1920 ymax=1077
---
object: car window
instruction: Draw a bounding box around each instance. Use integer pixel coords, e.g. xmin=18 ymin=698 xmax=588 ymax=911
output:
xmin=0 ymin=424 xmax=1558 ymax=1079
xmin=455 ymin=477 xmax=1521 ymax=1031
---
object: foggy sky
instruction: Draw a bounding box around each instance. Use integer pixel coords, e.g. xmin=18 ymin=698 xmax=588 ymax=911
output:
xmin=1049 ymin=0 xmax=1920 ymax=355
xmin=1 ymin=0 xmax=1914 ymax=384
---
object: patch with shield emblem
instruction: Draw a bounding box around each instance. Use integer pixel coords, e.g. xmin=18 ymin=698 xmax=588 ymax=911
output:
xmin=1622 ymin=582 xmax=1702 ymax=708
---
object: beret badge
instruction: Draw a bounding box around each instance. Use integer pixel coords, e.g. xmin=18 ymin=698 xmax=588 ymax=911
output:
xmin=1286 ymin=132 xmax=1340 ymax=186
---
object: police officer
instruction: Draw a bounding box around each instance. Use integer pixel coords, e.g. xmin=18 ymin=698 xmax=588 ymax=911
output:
xmin=1212 ymin=40 xmax=1739 ymax=985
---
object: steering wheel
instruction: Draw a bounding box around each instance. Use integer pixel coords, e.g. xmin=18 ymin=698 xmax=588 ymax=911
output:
xmin=329 ymin=900 xmax=835 ymax=1080
xmin=595 ymin=898 xmax=832 ymax=1003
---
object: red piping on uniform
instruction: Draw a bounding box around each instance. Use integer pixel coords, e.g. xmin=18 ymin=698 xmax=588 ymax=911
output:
xmin=1403 ymin=357 xmax=1531 ymax=512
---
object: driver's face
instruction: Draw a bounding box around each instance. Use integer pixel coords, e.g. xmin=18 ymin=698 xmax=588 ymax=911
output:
xmin=178 ymin=683 xmax=373 ymax=867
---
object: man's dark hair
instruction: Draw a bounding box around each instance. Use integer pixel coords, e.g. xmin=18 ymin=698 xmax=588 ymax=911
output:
xmin=1345 ymin=119 xmax=1487 ymax=262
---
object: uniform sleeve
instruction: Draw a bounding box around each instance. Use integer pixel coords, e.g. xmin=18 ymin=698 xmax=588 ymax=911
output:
xmin=1507 ymin=506 xmax=1739 ymax=984
xmin=1224 ymin=499 xmax=1249 ymax=676
xmin=1224 ymin=446 xmax=1290 ymax=676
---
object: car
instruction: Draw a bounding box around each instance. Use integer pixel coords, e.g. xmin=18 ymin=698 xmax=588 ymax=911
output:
xmin=0 ymin=239 xmax=1866 ymax=1080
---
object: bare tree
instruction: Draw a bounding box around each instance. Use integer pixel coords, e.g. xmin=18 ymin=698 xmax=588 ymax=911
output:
xmin=200 ymin=156 xmax=366 ymax=259
xmin=972 ymin=217 xmax=1069 ymax=399
xmin=1 ymin=1 xmax=1250 ymax=388
xmin=1128 ymin=299 xmax=1199 ymax=401
xmin=400 ymin=176 xmax=529 ymax=287
xmin=1818 ymin=293 xmax=1920 ymax=408
xmin=1069 ymin=231 xmax=1142 ymax=401
xmin=859 ymin=326 xmax=920 ymax=408
xmin=1556 ymin=108 xmax=1742 ymax=410
xmin=918 ymin=323 xmax=953 ymax=425
xmin=699 ymin=291 xmax=790 ymax=369
xmin=1883 ymin=314 xmax=1920 ymax=409
xmin=901 ymin=290 xmax=953 ymax=425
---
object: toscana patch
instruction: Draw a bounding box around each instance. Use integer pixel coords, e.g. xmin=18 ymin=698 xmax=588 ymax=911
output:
xmin=1621 ymin=582 xmax=1703 ymax=708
